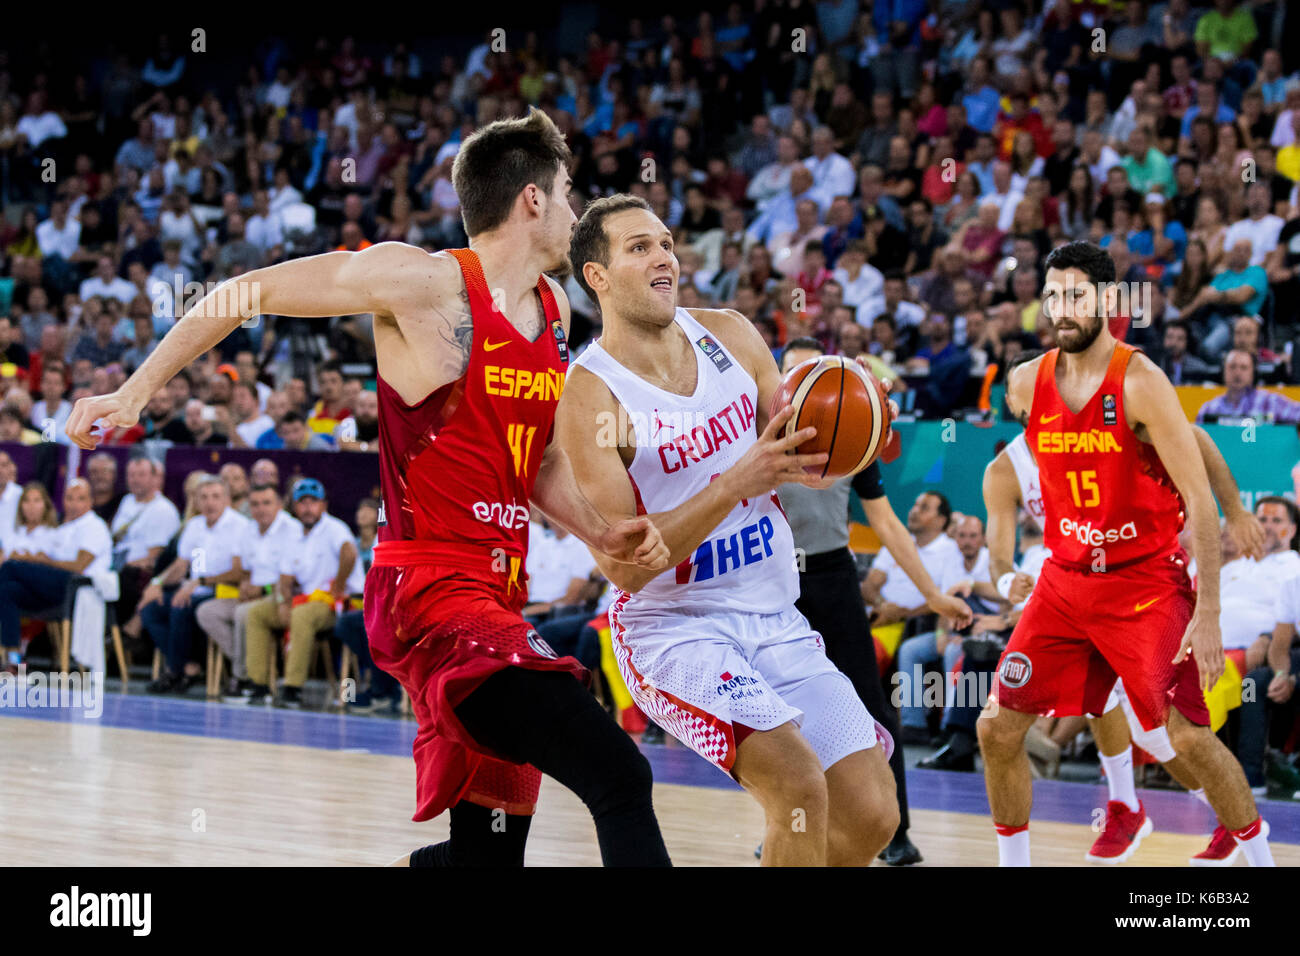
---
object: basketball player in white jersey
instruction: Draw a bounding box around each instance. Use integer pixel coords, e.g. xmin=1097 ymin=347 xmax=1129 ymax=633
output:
xmin=984 ymin=368 xmax=1267 ymax=864
xmin=556 ymin=194 xmax=899 ymax=866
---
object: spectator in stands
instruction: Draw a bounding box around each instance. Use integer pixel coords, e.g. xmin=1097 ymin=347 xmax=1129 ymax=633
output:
xmin=85 ymin=452 xmax=122 ymax=521
xmin=907 ymin=314 xmax=972 ymax=417
xmin=249 ymin=458 xmax=280 ymax=493
xmin=109 ymin=456 xmax=181 ymax=631
xmin=181 ymin=398 xmax=228 ymax=446
xmin=228 ymin=381 xmax=273 ymax=448
xmin=243 ymin=477 xmax=363 ymax=708
xmin=0 ymin=454 xmax=20 ymax=546
xmin=863 ymin=490 xmax=963 ymax=668
xmin=0 ymin=407 xmax=41 ymax=445
xmin=522 ymin=513 xmax=598 ymax=625
xmin=336 ymin=388 xmax=379 ymax=451
xmin=1235 ymin=497 xmax=1300 ymax=797
xmin=70 ymin=307 xmax=127 ymax=369
xmin=198 ymin=481 xmax=301 ymax=700
xmin=31 ymin=365 xmax=72 ymax=443
xmin=895 ymin=513 xmax=987 ymax=743
xmin=220 ymin=462 xmax=251 ymax=516
xmin=0 ymin=481 xmax=57 ymax=565
xmin=140 ymin=475 xmax=249 ymax=695
xmin=1182 ymin=238 xmax=1268 ymax=361
xmin=337 ymin=496 xmax=401 ymax=712
xmin=1224 ymin=183 xmax=1285 ymax=266
xmin=1196 ymin=349 xmax=1300 ymax=423
xmin=0 ymin=479 xmax=112 ymax=672
xmin=1157 ymin=319 xmax=1216 ymax=384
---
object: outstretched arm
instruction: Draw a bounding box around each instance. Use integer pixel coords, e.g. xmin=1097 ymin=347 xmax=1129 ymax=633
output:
xmin=66 ymin=242 xmax=451 ymax=448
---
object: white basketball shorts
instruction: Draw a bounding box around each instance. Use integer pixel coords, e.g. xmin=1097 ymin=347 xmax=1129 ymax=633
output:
xmin=608 ymin=595 xmax=892 ymax=776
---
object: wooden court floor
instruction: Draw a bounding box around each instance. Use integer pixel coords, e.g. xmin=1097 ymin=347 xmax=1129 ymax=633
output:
xmin=2 ymin=714 xmax=1297 ymax=866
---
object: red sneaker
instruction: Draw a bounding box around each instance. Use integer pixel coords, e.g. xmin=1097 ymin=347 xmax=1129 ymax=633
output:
xmin=1190 ymin=825 xmax=1239 ymax=867
xmin=1085 ymin=800 xmax=1154 ymax=864
xmin=1189 ymin=820 xmax=1268 ymax=867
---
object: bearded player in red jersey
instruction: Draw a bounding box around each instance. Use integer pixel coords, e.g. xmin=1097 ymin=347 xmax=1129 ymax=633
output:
xmin=977 ymin=241 xmax=1273 ymax=867
xmin=66 ymin=109 xmax=674 ymax=867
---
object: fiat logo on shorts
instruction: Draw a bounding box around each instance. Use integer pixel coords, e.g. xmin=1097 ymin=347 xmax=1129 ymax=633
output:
xmin=526 ymin=629 xmax=558 ymax=660
xmin=999 ymin=652 xmax=1032 ymax=689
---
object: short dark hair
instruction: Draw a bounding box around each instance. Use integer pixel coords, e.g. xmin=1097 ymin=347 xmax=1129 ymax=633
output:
xmin=452 ymin=108 xmax=572 ymax=236
xmin=249 ymin=482 xmax=280 ymax=497
xmin=923 ymin=489 xmax=953 ymax=524
xmin=1256 ymin=495 xmax=1299 ymax=537
xmin=782 ymin=337 xmax=824 ymax=361
xmin=279 ymin=410 xmax=305 ymax=427
xmin=319 ymin=359 xmax=342 ymax=378
xmin=569 ymin=193 xmax=654 ymax=303
xmin=1043 ymin=241 xmax=1117 ymax=286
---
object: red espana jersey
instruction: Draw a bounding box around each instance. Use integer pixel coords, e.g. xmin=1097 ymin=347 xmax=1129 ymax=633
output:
xmin=1026 ymin=344 xmax=1185 ymax=571
xmin=371 ymin=247 xmax=568 ymax=572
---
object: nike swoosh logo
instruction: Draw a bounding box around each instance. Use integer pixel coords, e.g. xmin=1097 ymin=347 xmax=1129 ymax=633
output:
xmin=1039 ymin=413 xmax=1061 ymax=424
xmin=483 ymin=340 xmax=511 ymax=352
xmin=1134 ymin=598 xmax=1159 ymax=612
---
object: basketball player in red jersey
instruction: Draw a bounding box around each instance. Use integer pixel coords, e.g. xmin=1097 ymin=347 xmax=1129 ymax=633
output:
xmin=66 ymin=109 xmax=675 ymax=867
xmin=983 ymin=358 xmax=1268 ymax=864
xmin=977 ymin=241 xmax=1273 ymax=867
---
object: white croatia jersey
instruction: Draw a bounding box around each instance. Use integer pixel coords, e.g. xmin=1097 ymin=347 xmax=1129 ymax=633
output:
xmin=572 ymin=308 xmax=798 ymax=616
xmin=1005 ymin=433 xmax=1044 ymax=532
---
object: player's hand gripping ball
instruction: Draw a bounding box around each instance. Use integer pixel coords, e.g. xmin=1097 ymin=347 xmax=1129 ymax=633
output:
xmin=769 ymin=356 xmax=894 ymax=480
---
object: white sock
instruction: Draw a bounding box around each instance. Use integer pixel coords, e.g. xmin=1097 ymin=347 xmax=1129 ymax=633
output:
xmin=1233 ymin=820 xmax=1275 ymax=867
xmin=1187 ymin=788 xmax=1210 ymax=807
xmin=1099 ymin=746 xmax=1140 ymax=813
xmin=995 ymin=825 xmax=1030 ymax=866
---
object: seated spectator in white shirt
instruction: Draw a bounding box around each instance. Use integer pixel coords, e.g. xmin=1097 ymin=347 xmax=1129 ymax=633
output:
xmin=243 ymin=478 xmax=364 ymax=707
xmin=0 ymin=453 xmax=20 ymax=544
xmin=0 ymin=479 xmax=112 ymax=669
xmin=1223 ymin=183 xmax=1285 ymax=267
xmin=0 ymin=481 xmax=58 ymax=564
xmin=229 ymin=382 xmax=275 ymax=448
xmin=982 ymin=160 xmax=1025 ymax=233
xmin=15 ymin=91 xmax=67 ymax=149
xmin=78 ymin=255 xmax=138 ymax=306
xmin=1221 ymin=498 xmax=1300 ymax=668
xmin=857 ymin=273 xmax=927 ymax=329
xmin=138 ymin=476 xmax=251 ymax=694
xmin=832 ymin=240 xmax=886 ymax=314
xmin=31 ymin=366 xmax=72 ymax=445
xmin=802 ymin=126 xmax=856 ymax=202
xmin=523 ymin=514 xmax=598 ymax=623
xmin=197 ymin=482 xmax=302 ymax=697
xmin=245 ymin=188 xmax=284 ymax=256
xmin=863 ymin=491 xmax=964 ymax=628
xmin=110 ymin=456 xmax=181 ymax=622
xmin=768 ymin=198 xmax=829 ymax=280
xmin=35 ymin=200 xmax=81 ymax=261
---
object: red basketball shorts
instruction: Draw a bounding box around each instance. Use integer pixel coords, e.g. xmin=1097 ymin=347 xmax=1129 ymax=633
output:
xmin=990 ymin=549 xmax=1209 ymax=732
xmin=366 ymin=560 xmax=586 ymax=821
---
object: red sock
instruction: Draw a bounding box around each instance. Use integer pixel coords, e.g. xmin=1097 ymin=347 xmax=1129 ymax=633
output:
xmin=994 ymin=821 xmax=1029 ymax=837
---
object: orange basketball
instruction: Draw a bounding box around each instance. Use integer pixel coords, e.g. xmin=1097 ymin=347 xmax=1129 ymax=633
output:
xmin=770 ymin=356 xmax=892 ymax=479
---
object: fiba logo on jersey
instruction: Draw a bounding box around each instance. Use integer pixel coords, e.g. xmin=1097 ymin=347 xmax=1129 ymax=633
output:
xmin=525 ymin=629 xmax=558 ymax=660
xmin=695 ymin=335 xmax=734 ymax=372
xmin=1102 ymin=394 xmax=1117 ymax=426
xmin=998 ymin=652 xmax=1033 ymax=689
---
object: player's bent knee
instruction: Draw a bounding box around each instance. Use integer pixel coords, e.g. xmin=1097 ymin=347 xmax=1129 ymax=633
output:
xmin=976 ymin=705 xmax=1031 ymax=753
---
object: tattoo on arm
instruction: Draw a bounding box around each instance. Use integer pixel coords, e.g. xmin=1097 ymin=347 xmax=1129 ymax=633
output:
xmin=436 ymin=287 xmax=474 ymax=378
